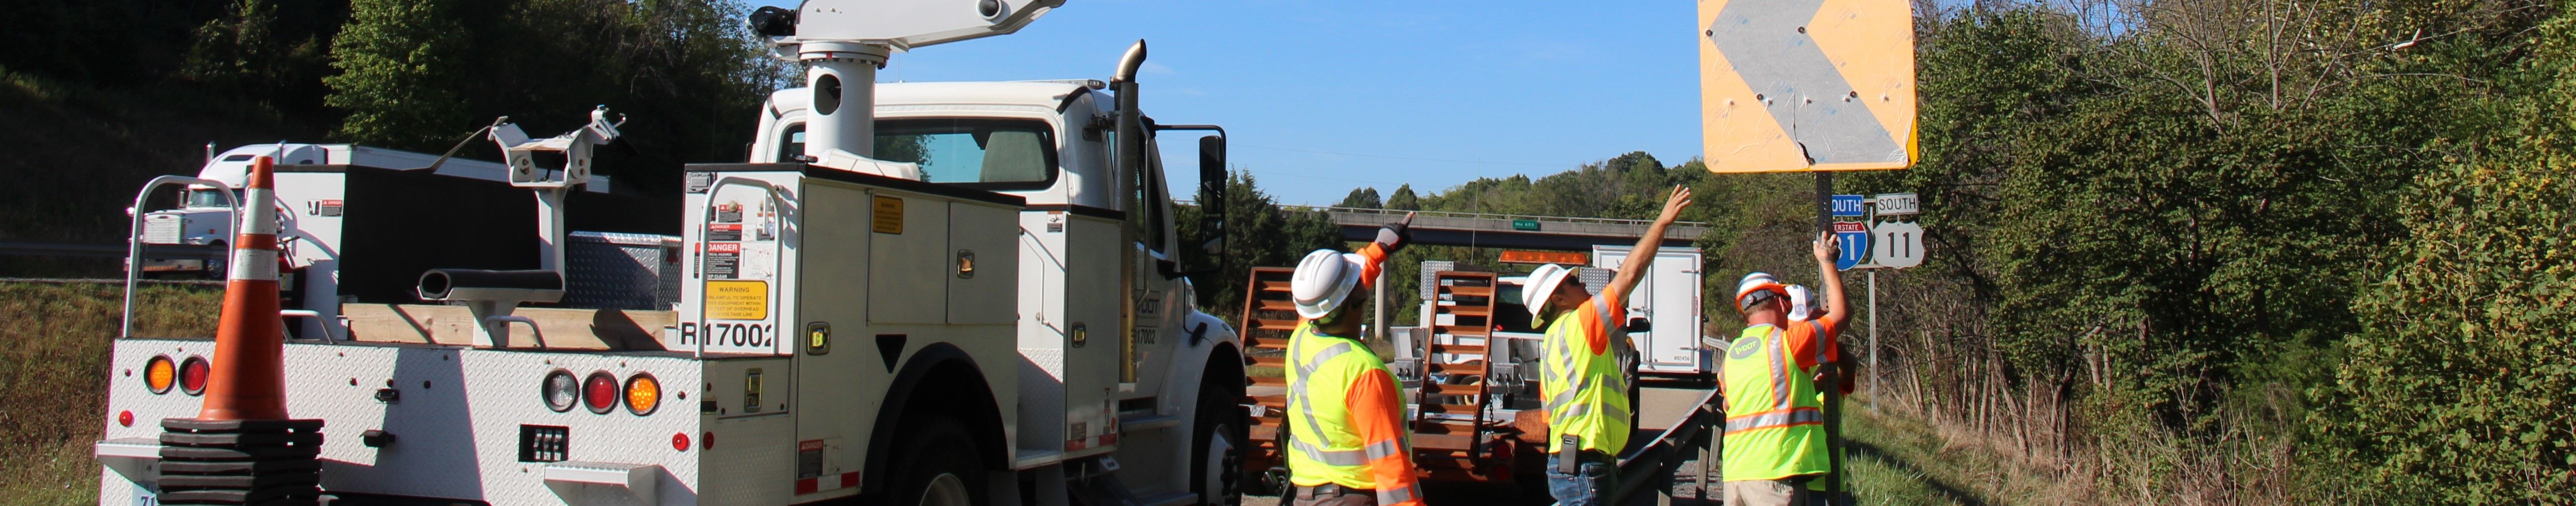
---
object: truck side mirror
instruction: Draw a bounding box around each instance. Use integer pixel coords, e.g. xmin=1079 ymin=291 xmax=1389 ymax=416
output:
xmin=1197 ymin=134 xmax=1225 ymax=255
xmin=1623 ymin=317 xmax=1652 ymax=333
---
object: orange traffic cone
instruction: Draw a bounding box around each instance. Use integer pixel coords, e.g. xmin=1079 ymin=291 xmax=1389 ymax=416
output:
xmin=195 ymin=155 xmax=288 ymax=421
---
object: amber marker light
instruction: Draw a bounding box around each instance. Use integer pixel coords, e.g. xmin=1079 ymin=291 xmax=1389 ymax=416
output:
xmin=625 ymin=373 xmax=661 ymax=415
xmin=144 ymin=356 xmax=176 ymax=394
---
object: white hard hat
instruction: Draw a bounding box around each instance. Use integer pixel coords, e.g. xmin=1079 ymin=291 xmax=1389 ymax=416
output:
xmin=1522 ymin=263 xmax=1576 ymax=319
xmin=1735 ymin=272 xmax=1787 ymax=312
xmin=1785 ymin=285 xmax=1813 ymax=321
xmin=1290 ymin=249 xmax=1365 ymax=319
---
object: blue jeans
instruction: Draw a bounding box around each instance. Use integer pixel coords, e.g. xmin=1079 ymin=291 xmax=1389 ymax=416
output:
xmin=1545 ymin=451 xmax=1619 ymax=506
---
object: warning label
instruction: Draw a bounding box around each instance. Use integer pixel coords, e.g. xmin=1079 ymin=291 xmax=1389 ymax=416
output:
xmin=872 ymin=196 xmax=904 ymax=234
xmin=708 ymin=223 xmax=742 ymax=241
xmin=705 ymin=280 xmax=768 ymax=320
xmin=706 ymin=242 xmax=740 ymax=279
xmin=714 ymin=203 xmax=743 ymax=223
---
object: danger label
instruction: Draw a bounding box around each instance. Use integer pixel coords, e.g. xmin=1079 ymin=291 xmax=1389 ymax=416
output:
xmin=705 ymin=280 xmax=768 ymax=320
xmin=706 ymin=242 xmax=740 ymax=279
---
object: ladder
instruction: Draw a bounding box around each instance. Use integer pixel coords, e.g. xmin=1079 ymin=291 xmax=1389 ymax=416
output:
xmin=1413 ymin=271 xmax=1500 ymax=478
xmin=1235 ymin=267 xmax=1297 ymax=477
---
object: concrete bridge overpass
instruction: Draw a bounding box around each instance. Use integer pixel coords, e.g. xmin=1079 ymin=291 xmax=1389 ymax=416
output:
xmin=1278 ymin=205 xmax=1710 ymax=251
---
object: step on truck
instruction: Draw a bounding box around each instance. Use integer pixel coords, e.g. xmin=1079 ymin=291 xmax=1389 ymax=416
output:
xmin=97 ymin=1 xmax=1254 ymax=505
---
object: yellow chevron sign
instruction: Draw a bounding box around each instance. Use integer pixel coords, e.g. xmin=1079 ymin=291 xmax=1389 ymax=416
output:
xmin=1699 ymin=0 xmax=1917 ymax=173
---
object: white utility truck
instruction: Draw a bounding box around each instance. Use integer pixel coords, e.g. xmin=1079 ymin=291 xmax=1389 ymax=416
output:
xmin=97 ymin=1 xmax=1250 ymax=505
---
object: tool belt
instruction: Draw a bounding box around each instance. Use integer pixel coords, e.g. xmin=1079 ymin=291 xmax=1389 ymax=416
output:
xmin=1296 ymin=483 xmax=1378 ymax=500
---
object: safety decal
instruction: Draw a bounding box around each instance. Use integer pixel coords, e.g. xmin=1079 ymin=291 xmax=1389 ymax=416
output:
xmin=872 ymin=196 xmax=903 ymax=234
xmin=704 ymin=280 xmax=768 ymax=320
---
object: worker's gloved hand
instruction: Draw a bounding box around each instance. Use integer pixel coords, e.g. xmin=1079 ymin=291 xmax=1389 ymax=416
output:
xmin=1374 ymin=221 xmax=1412 ymax=253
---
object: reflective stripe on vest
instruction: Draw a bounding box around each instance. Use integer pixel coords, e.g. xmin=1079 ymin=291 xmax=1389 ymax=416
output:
xmin=1720 ymin=322 xmax=1832 ymax=480
xmin=1540 ymin=295 xmax=1632 ymax=454
xmin=1283 ymin=323 xmax=1405 ymax=488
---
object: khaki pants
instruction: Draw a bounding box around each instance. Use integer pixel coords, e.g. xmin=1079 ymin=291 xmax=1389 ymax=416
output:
xmin=1722 ymin=479 xmax=1815 ymax=506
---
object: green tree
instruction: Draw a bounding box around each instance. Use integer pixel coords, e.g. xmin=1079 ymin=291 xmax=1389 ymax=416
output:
xmin=1177 ymin=171 xmax=1344 ymax=314
xmin=2310 ymin=6 xmax=2576 ymax=502
xmin=323 ymin=0 xmax=474 ymax=150
xmin=1337 ymin=187 xmax=1382 ymax=209
xmin=1384 ymin=184 xmax=1421 ymax=210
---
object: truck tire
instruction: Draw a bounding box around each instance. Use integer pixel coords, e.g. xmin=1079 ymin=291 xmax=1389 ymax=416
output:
xmin=202 ymin=241 xmax=227 ymax=280
xmin=892 ymin=416 xmax=985 ymax=506
xmin=1190 ymin=380 xmax=1246 ymax=506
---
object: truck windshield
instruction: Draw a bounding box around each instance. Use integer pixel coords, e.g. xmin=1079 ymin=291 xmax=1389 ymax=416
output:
xmin=186 ymin=189 xmax=243 ymax=209
xmin=1489 ymin=283 xmax=1542 ymax=333
xmin=873 ymin=119 xmax=1058 ymax=190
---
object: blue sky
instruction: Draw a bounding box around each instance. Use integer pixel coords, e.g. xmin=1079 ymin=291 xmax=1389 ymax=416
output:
xmin=755 ymin=0 xmax=1704 ymax=205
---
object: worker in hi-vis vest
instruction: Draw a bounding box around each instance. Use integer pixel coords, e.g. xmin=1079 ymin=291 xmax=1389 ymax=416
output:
xmin=1525 ymin=186 xmax=1694 ymax=506
xmin=1283 ymin=213 xmax=1421 ymax=506
xmin=1720 ymin=231 xmax=1857 ymax=506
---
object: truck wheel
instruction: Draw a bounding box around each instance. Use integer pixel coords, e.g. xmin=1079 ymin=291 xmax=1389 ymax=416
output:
xmin=1190 ymin=382 xmax=1245 ymax=506
xmin=893 ymin=416 xmax=985 ymax=506
xmin=201 ymin=241 xmax=227 ymax=280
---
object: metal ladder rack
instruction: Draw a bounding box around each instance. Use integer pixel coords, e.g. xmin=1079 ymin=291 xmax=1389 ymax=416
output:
xmin=1413 ymin=271 xmax=1499 ymax=477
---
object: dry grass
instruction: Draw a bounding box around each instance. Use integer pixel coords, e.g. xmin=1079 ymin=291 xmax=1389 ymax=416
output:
xmin=1838 ymin=393 xmax=2096 ymax=506
xmin=0 ymin=282 xmax=222 ymax=506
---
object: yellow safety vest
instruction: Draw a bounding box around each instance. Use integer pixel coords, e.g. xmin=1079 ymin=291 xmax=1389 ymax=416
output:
xmin=1541 ymin=295 xmax=1632 ymax=454
xmin=1284 ymin=323 xmax=1409 ymax=492
xmin=1720 ymin=323 xmax=1830 ymax=481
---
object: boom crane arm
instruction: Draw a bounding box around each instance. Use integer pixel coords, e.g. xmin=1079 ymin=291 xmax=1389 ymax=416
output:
xmin=747 ymin=0 xmax=1067 ymax=175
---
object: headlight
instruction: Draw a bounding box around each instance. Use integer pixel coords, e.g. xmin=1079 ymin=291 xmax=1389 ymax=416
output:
xmin=144 ymin=356 xmax=176 ymax=394
xmin=583 ymin=371 xmax=619 ymax=414
xmin=541 ymin=370 xmax=579 ymax=412
xmin=624 ymin=373 xmax=661 ymax=416
xmin=179 ymin=357 xmax=210 ymax=396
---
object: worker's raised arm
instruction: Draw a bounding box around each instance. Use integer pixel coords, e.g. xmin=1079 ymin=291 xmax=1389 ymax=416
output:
xmin=1813 ymin=230 xmax=1851 ymax=332
xmin=1606 ymin=187 xmax=1693 ymax=300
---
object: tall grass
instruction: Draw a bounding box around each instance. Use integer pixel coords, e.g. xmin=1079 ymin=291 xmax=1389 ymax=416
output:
xmin=0 ymin=282 xmax=220 ymax=506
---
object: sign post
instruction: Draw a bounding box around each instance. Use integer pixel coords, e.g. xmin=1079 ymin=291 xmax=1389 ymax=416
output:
xmin=1861 ymin=193 xmax=1923 ymax=415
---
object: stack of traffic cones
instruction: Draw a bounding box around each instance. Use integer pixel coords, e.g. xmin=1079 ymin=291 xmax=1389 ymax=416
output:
xmin=160 ymin=155 xmax=325 ymax=506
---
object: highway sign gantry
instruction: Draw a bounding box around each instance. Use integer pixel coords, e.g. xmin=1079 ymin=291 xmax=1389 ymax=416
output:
xmin=1698 ymin=0 xmax=1917 ymax=173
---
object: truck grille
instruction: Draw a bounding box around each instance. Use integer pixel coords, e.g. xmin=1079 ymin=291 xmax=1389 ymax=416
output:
xmin=142 ymin=215 xmax=184 ymax=245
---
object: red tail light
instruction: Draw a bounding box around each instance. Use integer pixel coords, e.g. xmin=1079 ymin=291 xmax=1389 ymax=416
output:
xmin=179 ymin=357 xmax=211 ymax=396
xmin=583 ymin=371 xmax=619 ymax=414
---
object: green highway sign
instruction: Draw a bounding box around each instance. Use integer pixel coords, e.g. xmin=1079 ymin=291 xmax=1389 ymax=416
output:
xmin=1512 ymin=219 xmax=1540 ymax=231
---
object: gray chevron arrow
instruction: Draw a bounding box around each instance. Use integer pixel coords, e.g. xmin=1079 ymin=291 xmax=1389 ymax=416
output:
xmin=1709 ymin=0 xmax=1903 ymax=166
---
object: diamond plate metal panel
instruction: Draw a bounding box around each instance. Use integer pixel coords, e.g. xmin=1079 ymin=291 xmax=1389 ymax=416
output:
xmin=567 ymin=231 xmax=683 ymax=311
xmin=98 ymin=339 xmax=747 ymax=506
